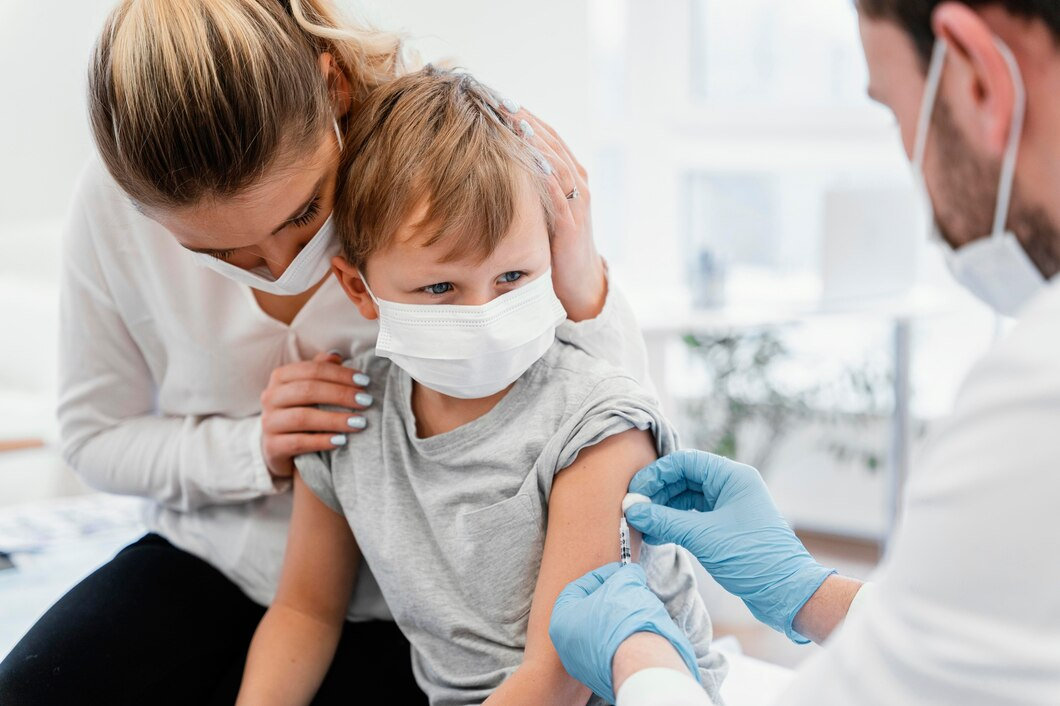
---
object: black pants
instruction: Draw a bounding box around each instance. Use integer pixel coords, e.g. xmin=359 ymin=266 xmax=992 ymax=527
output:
xmin=0 ymin=533 xmax=427 ymax=706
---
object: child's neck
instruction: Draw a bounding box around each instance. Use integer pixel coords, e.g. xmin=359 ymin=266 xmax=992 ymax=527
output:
xmin=410 ymin=382 xmax=513 ymax=438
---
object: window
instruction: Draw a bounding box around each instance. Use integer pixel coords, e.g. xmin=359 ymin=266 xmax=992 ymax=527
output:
xmin=587 ymin=0 xmax=1000 ymax=539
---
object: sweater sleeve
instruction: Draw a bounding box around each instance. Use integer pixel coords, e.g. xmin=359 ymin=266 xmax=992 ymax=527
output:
xmin=56 ymin=165 xmax=285 ymax=513
xmin=555 ymin=269 xmax=652 ymax=390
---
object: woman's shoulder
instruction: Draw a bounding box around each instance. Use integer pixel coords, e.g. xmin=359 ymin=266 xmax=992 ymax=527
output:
xmin=65 ymin=155 xmax=171 ymax=255
xmin=71 ymin=156 xmax=135 ymax=218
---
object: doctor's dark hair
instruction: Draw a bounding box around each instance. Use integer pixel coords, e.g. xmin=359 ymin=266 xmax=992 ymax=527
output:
xmin=332 ymin=66 xmax=555 ymax=269
xmin=857 ymin=1 xmax=1060 ymax=65
xmin=89 ymin=0 xmax=405 ymax=211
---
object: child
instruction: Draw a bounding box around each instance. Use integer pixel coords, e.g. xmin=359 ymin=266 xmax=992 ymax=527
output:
xmin=237 ymin=66 xmax=727 ymax=706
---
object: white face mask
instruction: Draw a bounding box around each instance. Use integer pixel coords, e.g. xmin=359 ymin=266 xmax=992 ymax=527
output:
xmin=191 ymin=118 xmax=345 ymax=296
xmin=361 ymin=269 xmax=567 ymax=399
xmin=192 ymin=214 xmax=341 ymax=295
xmin=912 ymin=40 xmax=1045 ymax=317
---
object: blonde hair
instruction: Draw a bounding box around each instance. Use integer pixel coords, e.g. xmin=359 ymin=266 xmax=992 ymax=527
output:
xmin=89 ymin=0 xmax=405 ymax=210
xmin=335 ymin=65 xmax=554 ymax=269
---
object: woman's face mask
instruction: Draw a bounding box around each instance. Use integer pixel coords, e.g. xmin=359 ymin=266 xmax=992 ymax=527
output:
xmin=156 ymin=120 xmax=345 ymax=295
xmin=191 ymin=215 xmax=341 ymax=295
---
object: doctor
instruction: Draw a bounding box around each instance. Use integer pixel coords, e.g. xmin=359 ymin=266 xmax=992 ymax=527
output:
xmin=550 ymin=1 xmax=1060 ymax=704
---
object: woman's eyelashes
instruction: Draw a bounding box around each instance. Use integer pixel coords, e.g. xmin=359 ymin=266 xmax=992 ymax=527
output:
xmin=290 ymin=195 xmax=322 ymax=228
xmin=208 ymin=194 xmax=323 ymax=262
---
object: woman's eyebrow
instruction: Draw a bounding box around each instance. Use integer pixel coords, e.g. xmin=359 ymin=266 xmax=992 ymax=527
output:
xmin=271 ymin=176 xmax=326 ymax=234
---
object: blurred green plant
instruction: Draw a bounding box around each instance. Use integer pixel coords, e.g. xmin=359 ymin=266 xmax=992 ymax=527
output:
xmin=680 ymin=327 xmax=902 ymax=473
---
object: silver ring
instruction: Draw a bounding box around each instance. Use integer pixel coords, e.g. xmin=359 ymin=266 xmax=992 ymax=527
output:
xmin=566 ymin=187 xmax=580 ymax=201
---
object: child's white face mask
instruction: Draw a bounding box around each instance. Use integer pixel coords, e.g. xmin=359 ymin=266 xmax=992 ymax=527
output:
xmin=361 ymin=270 xmax=567 ymax=399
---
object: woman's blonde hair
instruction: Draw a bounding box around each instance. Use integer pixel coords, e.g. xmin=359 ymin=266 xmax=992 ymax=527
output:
xmin=89 ymin=0 xmax=405 ymax=210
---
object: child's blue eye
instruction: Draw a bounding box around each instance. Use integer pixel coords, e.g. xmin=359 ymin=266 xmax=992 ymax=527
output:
xmin=498 ymin=271 xmax=523 ymax=284
xmin=423 ymin=282 xmax=454 ymax=296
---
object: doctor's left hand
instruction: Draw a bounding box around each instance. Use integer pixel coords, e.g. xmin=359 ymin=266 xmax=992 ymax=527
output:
xmin=549 ymin=563 xmax=700 ymax=705
xmin=504 ymin=103 xmax=606 ymax=322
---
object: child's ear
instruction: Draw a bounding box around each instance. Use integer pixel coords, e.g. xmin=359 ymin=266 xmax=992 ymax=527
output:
xmin=331 ymin=256 xmax=378 ymax=321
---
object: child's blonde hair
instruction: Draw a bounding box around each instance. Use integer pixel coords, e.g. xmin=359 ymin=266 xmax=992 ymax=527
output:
xmin=334 ymin=65 xmax=555 ymax=269
xmin=89 ymin=0 xmax=405 ymax=210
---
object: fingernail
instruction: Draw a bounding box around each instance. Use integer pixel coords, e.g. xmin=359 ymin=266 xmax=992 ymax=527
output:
xmin=353 ymin=373 xmax=371 ymax=386
xmin=502 ymin=97 xmax=521 ymax=113
xmin=347 ymin=416 xmax=367 ymax=430
xmin=327 ymin=349 xmax=344 ymax=358
xmin=355 ymin=392 xmax=374 ymax=407
xmin=519 ymin=119 xmax=534 ymax=138
xmin=540 ymin=157 xmax=553 ymax=175
xmin=330 ymin=434 xmax=348 ymax=446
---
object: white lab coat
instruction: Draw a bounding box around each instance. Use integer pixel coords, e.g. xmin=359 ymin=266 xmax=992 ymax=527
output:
xmin=783 ymin=279 xmax=1060 ymax=704
xmin=618 ymin=278 xmax=1060 ymax=706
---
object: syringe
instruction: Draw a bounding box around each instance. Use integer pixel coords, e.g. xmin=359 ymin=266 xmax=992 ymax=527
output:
xmin=619 ymin=493 xmax=651 ymax=567
xmin=619 ymin=517 xmax=632 ymax=566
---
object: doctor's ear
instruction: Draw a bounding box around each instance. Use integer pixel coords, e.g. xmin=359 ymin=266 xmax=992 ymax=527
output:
xmin=931 ymin=2 xmax=1021 ymax=157
xmin=331 ymin=256 xmax=379 ymax=321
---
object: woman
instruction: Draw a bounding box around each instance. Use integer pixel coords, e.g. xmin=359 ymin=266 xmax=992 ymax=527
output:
xmin=0 ymin=1 xmax=647 ymax=704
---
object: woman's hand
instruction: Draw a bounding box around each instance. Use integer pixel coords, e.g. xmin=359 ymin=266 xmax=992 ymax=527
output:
xmin=260 ymin=350 xmax=373 ymax=478
xmin=508 ymin=104 xmax=607 ymax=322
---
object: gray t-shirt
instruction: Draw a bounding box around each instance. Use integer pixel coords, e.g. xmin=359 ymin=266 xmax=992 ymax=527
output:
xmin=296 ymin=342 xmax=727 ymax=706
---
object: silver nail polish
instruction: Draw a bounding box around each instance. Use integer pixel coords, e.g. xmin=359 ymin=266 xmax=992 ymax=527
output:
xmin=355 ymin=392 xmax=374 ymax=407
xmin=502 ymin=97 xmax=521 ymax=113
xmin=519 ymin=119 xmax=534 ymax=138
xmin=348 ymin=416 xmax=367 ymax=430
xmin=330 ymin=434 xmax=348 ymax=446
xmin=353 ymin=373 xmax=371 ymax=386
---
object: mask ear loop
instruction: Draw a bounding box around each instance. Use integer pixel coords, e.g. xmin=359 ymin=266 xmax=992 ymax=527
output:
xmin=357 ymin=270 xmax=382 ymax=307
xmin=912 ymin=40 xmax=948 ymax=171
xmin=991 ymin=38 xmax=1026 ymax=239
xmin=333 ymin=117 xmax=344 ymax=152
xmin=912 ymin=40 xmax=948 ymax=244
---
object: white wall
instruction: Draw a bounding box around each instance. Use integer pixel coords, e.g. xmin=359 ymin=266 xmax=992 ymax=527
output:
xmin=362 ymin=1 xmax=592 ymax=156
xmin=0 ymin=0 xmax=593 ymax=230
xmin=0 ymin=1 xmax=115 ymax=223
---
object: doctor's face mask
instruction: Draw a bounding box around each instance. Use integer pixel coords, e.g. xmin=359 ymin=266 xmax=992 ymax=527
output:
xmin=911 ymin=40 xmax=1055 ymax=315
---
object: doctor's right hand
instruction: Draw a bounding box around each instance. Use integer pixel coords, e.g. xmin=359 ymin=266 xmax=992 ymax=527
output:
xmin=260 ymin=350 xmax=374 ymax=478
xmin=626 ymin=450 xmax=835 ymax=643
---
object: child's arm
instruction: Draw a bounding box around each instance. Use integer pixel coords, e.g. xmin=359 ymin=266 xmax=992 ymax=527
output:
xmin=484 ymin=428 xmax=660 ymax=706
xmin=236 ymin=472 xmax=359 ymax=706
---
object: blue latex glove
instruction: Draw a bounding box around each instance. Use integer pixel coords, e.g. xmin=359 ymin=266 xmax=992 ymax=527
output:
xmin=549 ymin=563 xmax=700 ymax=704
xmin=626 ymin=450 xmax=836 ymax=643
